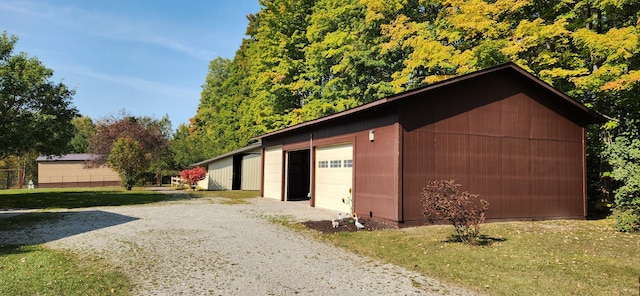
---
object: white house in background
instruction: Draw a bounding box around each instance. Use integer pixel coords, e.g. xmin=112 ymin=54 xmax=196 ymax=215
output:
xmin=189 ymin=143 xmax=262 ymax=190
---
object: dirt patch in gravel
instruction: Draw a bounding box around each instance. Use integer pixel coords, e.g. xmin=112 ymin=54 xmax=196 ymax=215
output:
xmin=302 ymin=217 xmax=396 ymax=233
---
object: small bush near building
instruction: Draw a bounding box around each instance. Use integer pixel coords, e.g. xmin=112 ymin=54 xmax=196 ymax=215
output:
xmin=421 ymin=180 xmax=489 ymax=243
xmin=611 ymin=208 xmax=640 ymax=232
xmin=179 ymin=167 xmax=206 ymax=190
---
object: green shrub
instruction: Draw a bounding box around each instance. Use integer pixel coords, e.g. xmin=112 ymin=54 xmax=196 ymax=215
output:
xmin=611 ymin=208 xmax=640 ymax=232
xmin=421 ymin=180 xmax=489 ymax=243
xmin=603 ymin=133 xmax=640 ymax=232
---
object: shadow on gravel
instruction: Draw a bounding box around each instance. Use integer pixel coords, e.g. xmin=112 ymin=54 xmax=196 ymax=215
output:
xmin=0 ymin=210 xmax=138 ymax=247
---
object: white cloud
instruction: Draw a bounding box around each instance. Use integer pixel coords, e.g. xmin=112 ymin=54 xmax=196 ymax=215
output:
xmin=66 ymin=65 xmax=196 ymax=98
xmin=0 ymin=0 xmax=217 ymax=61
xmin=0 ymin=1 xmax=53 ymax=18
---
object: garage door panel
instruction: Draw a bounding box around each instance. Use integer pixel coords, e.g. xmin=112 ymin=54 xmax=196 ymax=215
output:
xmin=264 ymin=147 xmax=282 ymax=200
xmin=315 ymin=144 xmax=353 ymax=213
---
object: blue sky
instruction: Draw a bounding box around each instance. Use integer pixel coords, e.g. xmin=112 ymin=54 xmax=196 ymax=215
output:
xmin=0 ymin=0 xmax=261 ymax=130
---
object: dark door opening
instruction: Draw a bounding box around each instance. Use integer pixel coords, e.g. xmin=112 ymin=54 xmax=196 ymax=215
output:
xmin=287 ymin=150 xmax=310 ymax=201
xmin=232 ymin=154 xmax=243 ymax=190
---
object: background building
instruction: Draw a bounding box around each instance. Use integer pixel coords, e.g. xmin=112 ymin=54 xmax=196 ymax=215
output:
xmin=36 ymin=154 xmax=120 ymax=188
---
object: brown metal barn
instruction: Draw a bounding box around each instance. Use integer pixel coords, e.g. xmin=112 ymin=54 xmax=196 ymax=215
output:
xmin=254 ymin=63 xmax=605 ymax=225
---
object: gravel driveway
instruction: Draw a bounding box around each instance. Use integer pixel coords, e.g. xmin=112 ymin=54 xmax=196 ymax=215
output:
xmin=1 ymin=194 xmax=479 ymax=295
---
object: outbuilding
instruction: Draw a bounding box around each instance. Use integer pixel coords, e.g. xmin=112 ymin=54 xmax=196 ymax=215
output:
xmin=190 ymin=143 xmax=262 ymax=190
xmin=254 ymin=63 xmax=605 ymax=225
xmin=36 ymin=154 xmax=120 ymax=188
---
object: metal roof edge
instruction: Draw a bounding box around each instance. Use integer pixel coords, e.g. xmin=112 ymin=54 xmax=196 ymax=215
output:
xmin=36 ymin=154 xmax=101 ymax=162
xmin=252 ymin=62 xmax=606 ymax=140
xmin=188 ymin=142 xmax=262 ymax=168
xmin=251 ymin=98 xmax=391 ymax=141
xmin=500 ymin=63 xmax=607 ymax=124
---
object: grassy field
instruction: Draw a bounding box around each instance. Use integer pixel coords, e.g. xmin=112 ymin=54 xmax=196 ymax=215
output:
xmin=286 ymin=218 xmax=640 ymax=295
xmin=0 ymin=186 xmax=195 ymax=296
xmin=0 ymin=187 xmax=188 ymax=210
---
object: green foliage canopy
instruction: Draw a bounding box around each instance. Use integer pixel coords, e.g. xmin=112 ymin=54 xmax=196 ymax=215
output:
xmin=0 ymin=32 xmax=78 ymax=158
xmin=68 ymin=116 xmax=96 ymax=153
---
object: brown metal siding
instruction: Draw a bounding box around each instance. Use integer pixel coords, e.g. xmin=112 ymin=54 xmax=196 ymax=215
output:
xmin=530 ymin=139 xmax=584 ymax=217
xmin=469 ymin=135 xmax=502 ymax=214
xmin=402 ymin=79 xmax=587 ymax=222
xmin=500 ymin=137 xmax=532 ymax=217
xmin=402 ymin=130 xmax=435 ymax=220
xmin=353 ymin=124 xmax=400 ymax=222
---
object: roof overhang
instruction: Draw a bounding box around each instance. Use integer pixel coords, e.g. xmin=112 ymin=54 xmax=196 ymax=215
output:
xmin=188 ymin=142 xmax=262 ymax=168
xmin=36 ymin=154 xmax=101 ymax=162
xmin=252 ymin=62 xmax=606 ymax=142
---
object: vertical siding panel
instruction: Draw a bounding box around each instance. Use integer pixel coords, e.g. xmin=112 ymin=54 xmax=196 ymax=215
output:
xmin=401 ymin=75 xmax=587 ymax=223
xmin=531 ymin=139 xmax=583 ymax=217
xmin=502 ymin=94 xmax=531 ymax=138
xmin=531 ymin=140 xmax=559 ymax=216
xmin=469 ymin=99 xmax=502 ymax=136
xmin=402 ymin=129 xmax=436 ymax=221
xmin=241 ymin=153 xmax=262 ymax=190
xmin=469 ymin=135 xmax=502 ymax=217
xmin=435 ymin=133 xmax=470 ymax=187
xmin=263 ymin=147 xmax=283 ymax=199
xmin=355 ymin=124 xmax=400 ymax=222
xmin=501 ymin=138 xmax=531 ymax=218
xmin=208 ymin=157 xmax=233 ymax=190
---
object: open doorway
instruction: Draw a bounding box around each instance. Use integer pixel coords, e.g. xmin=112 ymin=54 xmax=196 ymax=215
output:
xmin=232 ymin=154 xmax=243 ymax=190
xmin=286 ymin=150 xmax=310 ymax=201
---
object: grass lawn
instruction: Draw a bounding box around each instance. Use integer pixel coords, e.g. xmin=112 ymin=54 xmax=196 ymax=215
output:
xmin=188 ymin=190 xmax=259 ymax=204
xmin=284 ymin=218 xmax=640 ymax=295
xmin=0 ymin=187 xmax=190 ymax=210
xmin=0 ymin=244 xmax=130 ymax=295
xmin=0 ymin=186 xmax=194 ymax=295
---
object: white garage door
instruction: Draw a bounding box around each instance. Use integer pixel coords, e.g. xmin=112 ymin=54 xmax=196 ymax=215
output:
xmin=263 ymin=146 xmax=283 ymax=200
xmin=315 ymin=144 xmax=353 ymax=213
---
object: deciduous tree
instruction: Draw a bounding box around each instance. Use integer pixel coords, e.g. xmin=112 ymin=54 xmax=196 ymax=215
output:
xmin=108 ymin=136 xmax=146 ymax=190
xmin=0 ymin=32 xmax=78 ymax=158
xmin=68 ymin=116 xmax=96 ymax=153
xmin=179 ymin=167 xmax=207 ymax=189
xmin=89 ymin=113 xmax=172 ymax=188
